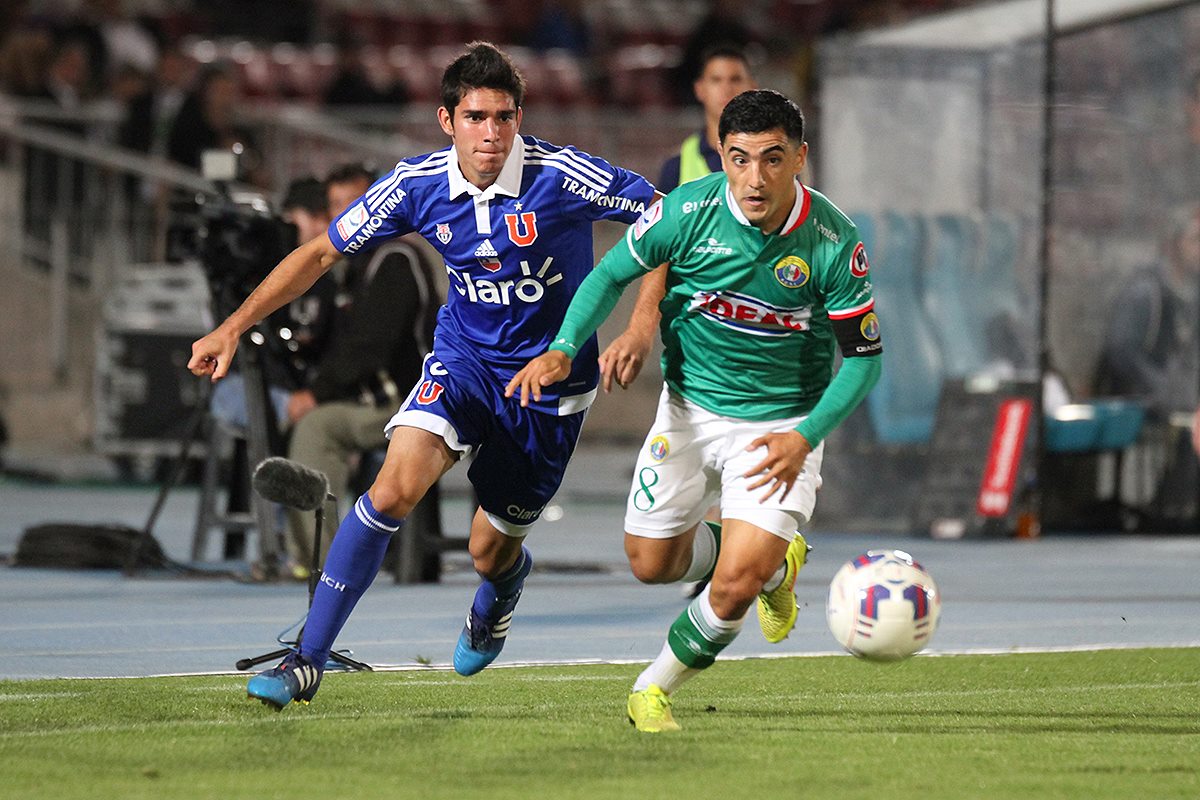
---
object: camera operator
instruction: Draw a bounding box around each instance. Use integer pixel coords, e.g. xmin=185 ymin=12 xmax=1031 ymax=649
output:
xmin=284 ymin=164 xmax=437 ymax=574
xmin=208 ymin=177 xmax=337 ymax=434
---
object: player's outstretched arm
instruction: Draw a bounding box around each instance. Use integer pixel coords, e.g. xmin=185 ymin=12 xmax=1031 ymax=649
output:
xmin=188 ymin=233 xmax=341 ymax=382
xmin=599 ymin=263 xmax=666 ymax=392
xmin=505 ymin=351 xmax=573 ymax=407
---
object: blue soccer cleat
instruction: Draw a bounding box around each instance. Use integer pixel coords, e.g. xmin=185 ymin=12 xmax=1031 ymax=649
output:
xmin=453 ymin=548 xmax=533 ymax=676
xmin=246 ymin=651 xmax=323 ymax=711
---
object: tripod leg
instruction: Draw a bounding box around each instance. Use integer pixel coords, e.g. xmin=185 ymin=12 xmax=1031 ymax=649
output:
xmin=123 ymin=386 xmax=209 ymax=576
xmin=235 ymin=647 xmax=295 ymax=672
xmin=327 ymin=650 xmax=374 ymax=671
xmin=240 ymin=342 xmax=282 ymax=577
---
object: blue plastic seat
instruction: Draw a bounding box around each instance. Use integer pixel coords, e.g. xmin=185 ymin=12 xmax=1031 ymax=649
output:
xmin=924 ymin=214 xmax=988 ymax=376
xmin=860 ymin=211 xmax=944 ymax=444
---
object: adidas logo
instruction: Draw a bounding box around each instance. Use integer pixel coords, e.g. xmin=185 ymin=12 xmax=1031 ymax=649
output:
xmin=292 ymin=663 xmax=320 ymax=692
xmin=474 ymin=239 xmax=498 ymax=258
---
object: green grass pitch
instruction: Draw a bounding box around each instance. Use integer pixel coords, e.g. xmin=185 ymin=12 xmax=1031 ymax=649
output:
xmin=1 ymin=648 xmax=1197 ymax=799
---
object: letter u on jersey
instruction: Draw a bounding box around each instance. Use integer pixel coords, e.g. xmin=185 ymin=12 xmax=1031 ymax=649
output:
xmin=416 ymin=380 xmax=444 ymax=405
xmin=504 ymin=212 xmax=538 ymax=246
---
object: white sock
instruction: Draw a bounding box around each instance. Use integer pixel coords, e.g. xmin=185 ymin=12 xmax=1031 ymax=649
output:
xmin=761 ymin=560 xmax=787 ymax=593
xmin=633 ymin=642 xmax=698 ymax=694
xmin=633 ymin=585 xmax=745 ymax=695
xmin=680 ymin=522 xmax=718 ymax=583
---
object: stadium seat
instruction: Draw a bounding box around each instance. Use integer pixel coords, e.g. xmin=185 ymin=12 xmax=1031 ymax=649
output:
xmin=863 ymin=211 xmax=944 ymax=444
xmin=924 ymin=213 xmax=988 ymax=376
xmin=1043 ymin=400 xmax=1143 ymax=453
xmin=974 ymin=211 xmax=1030 ymax=367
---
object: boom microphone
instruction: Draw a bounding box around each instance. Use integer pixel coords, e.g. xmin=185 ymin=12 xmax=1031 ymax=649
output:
xmin=252 ymin=457 xmax=331 ymax=511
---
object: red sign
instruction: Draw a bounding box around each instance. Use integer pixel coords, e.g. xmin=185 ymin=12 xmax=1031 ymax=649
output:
xmin=976 ymin=398 xmax=1032 ymax=517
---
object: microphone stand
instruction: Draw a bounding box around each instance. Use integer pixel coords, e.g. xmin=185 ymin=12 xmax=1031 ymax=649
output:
xmin=235 ymin=491 xmax=371 ymax=672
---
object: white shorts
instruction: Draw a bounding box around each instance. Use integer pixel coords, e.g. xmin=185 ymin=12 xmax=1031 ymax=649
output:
xmin=624 ymin=387 xmax=824 ymax=542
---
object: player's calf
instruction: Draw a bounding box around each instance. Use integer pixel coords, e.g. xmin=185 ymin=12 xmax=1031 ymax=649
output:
xmin=453 ymin=546 xmax=533 ymax=676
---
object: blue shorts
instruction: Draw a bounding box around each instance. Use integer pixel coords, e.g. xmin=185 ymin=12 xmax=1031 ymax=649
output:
xmin=386 ymin=352 xmax=587 ymax=534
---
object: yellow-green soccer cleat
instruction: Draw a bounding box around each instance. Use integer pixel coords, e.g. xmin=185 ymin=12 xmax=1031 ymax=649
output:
xmin=627 ymin=685 xmax=682 ymax=733
xmin=757 ymin=533 xmax=810 ymax=643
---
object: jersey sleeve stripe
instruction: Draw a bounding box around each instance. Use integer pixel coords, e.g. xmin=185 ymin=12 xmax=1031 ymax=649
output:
xmin=366 ymin=154 xmax=450 ymax=205
xmin=827 ymin=299 xmax=874 ymax=319
xmin=524 ymin=156 xmax=611 ymax=194
xmin=363 ymin=165 xmax=448 ymax=213
xmin=525 ymin=141 xmax=613 ymax=183
xmin=625 ymin=228 xmax=651 ymax=269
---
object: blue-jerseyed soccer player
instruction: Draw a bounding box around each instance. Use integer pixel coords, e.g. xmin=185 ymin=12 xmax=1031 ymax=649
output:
xmin=188 ymin=42 xmax=660 ymax=709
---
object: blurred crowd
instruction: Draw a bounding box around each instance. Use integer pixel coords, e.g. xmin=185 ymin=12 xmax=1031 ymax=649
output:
xmin=0 ymin=0 xmax=982 ymax=187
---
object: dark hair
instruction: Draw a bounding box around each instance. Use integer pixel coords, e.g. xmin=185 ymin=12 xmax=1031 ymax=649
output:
xmin=282 ymin=177 xmax=327 ymax=213
xmin=695 ymin=45 xmax=751 ymax=81
xmin=324 ymin=162 xmax=376 ymax=189
xmin=718 ymin=90 xmax=804 ymax=145
xmin=440 ymin=41 xmax=525 ymax=116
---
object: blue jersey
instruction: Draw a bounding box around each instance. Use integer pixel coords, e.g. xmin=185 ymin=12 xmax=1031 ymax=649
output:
xmin=328 ymin=134 xmax=656 ymax=415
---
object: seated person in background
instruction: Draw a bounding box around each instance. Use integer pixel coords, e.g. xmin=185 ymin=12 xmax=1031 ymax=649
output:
xmin=284 ymin=164 xmax=438 ymax=575
xmin=658 ymin=46 xmax=755 ymax=193
xmin=1094 ymin=204 xmax=1199 ymax=520
xmin=1094 ymin=204 xmax=1199 ymax=417
xmin=209 ymin=176 xmax=336 ymax=432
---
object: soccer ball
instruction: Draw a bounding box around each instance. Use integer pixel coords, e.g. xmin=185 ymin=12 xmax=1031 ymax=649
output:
xmin=826 ymin=549 xmax=941 ymax=661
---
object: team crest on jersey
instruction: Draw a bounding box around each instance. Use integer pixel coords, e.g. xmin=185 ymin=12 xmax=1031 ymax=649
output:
xmin=504 ymin=212 xmax=539 ymax=246
xmin=774 ymin=255 xmax=811 ymax=288
xmin=649 ymin=435 xmax=669 ymax=462
xmin=633 ymin=200 xmax=663 ymax=241
xmin=860 ymin=312 xmax=880 ymax=341
xmin=436 ymin=223 xmax=453 ymax=244
xmin=474 ymin=239 xmax=501 ymax=272
xmin=850 ymin=242 xmax=870 ymax=278
xmin=335 ymin=202 xmax=369 ymax=240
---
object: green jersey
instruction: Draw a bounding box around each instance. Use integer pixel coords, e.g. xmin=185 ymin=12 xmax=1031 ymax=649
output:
xmin=554 ymin=172 xmax=882 ymax=429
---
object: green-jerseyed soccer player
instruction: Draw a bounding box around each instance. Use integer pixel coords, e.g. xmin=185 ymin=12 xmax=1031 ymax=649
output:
xmin=507 ymin=90 xmax=882 ymax=732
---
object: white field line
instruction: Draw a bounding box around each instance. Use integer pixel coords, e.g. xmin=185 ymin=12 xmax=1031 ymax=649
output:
xmin=1 ymin=640 xmax=1197 ymax=681
xmin=2 ymin=679 xmax=1198 ymax=741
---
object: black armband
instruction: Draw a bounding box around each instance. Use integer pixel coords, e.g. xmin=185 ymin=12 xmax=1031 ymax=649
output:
xmin=829 ymin=309 xmax=883 ymax=358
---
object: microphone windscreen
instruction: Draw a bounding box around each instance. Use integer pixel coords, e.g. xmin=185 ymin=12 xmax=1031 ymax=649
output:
xmin=252 ymin=457 xmax=330 ymax=511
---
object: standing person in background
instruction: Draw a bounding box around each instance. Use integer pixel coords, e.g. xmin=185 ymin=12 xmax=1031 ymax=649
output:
xmin=189 ymin=42 xmax=661 ymax=710
xmin=659 ymin=47 xmax=756 ymax=193
xmin=604 ymin=48 xmax=757 ymax=394
xmin=167 ymin=63 xmax=266 ymax=186
xmin=672 ymin=0 xmax=754 ymax=107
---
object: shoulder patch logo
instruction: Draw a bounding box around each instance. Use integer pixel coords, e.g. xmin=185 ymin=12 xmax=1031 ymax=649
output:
xmin=774 ymin=255 xmax=811 ymax=288
xmin=335 ymin=202 xmax=369 ymax=240
xmin=436 ymin=223 xmax=453 ymax=244
xmin=633 ymin=199 xmax=663 ymax=241
xmin=850 ymin=242 xmax=870 ymax=278
xmin=504 ymin=212 xmax=538 ymax=246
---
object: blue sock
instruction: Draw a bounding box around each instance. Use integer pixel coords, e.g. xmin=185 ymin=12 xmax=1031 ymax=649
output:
xmin=472 ymin=546 xmax=531 ymax=616
xmin=300 ymin=493 xmax=399 ymax=667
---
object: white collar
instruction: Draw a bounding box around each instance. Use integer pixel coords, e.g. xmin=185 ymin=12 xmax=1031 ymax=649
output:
xmin=447 ymin=135 xmax=526 ymax=201
xmin=723 ymin=177 xmax=809 ymax=234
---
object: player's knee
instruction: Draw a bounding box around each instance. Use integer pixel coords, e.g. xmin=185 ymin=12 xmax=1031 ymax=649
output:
xmin=625 ymin=542 xmax=681 ymax=584
xmin=367 ymin=479 xmax=422 ymax=520
xmin=708 ymin=570 xmax=763 ymax=618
